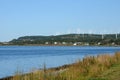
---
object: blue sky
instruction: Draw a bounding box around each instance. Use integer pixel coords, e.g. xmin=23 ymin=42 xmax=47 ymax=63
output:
xmin=0 ymin=0 xmax=120 ymax=41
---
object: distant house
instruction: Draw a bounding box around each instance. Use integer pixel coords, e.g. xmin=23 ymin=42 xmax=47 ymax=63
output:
xmin=97 ymin=42 xmax=101 ymax=45
xmin=73 ymin=42 xmax=82 ymax=46
xmin=84 ymin=43 xmax=89 ymax=46
xmin=54 ymin=42 xmax=58 ymax=45
xmin=73 ymin=43 xmax=77 ymax=46
xmin=45 ymin=42 xmax=49 ymax=45
xmin=62 ymin=42 xmax=66 ymax=45
xmin=112 ymin=42 xmax=115 ymax=45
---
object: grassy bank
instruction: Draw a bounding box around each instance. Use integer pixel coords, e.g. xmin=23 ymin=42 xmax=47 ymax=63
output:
xmin=2 ymin=52 xmax=120 ymax=80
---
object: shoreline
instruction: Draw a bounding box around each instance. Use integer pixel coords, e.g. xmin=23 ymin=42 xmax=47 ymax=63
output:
xmin=1 ymin=52 xmax=120 ymax=80
xmin=0 ymin=44 xmax=120 ymax=47
xmin=0 ymin=63 xmax=73 ymax=80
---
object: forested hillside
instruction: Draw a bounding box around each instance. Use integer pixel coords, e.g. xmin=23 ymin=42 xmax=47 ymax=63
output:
xmin=9 ymin=34 xmax=120 ymax=45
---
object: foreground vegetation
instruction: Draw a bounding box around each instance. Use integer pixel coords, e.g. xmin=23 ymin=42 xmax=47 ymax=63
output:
xmin=2 ymin=52 xmax=120 ymax=80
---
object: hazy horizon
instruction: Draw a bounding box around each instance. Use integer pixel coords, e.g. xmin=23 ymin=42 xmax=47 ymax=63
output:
xmin=0 ymin=0 xmax=120 ymax=41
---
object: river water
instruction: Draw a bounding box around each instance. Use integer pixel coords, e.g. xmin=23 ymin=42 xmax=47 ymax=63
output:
xmin=0 ymin=46 xmax=120 ymax=78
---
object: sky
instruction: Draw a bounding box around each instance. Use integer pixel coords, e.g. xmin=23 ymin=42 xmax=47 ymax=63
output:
xmin=0 ymin=0 xmax=120 ymax=41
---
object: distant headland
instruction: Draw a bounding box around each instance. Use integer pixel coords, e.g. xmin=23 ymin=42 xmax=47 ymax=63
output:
xmin=0 ymin=33 xmax=120 ymax=46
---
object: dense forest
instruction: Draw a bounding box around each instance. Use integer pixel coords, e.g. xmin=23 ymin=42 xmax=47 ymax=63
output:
xmin=8 ymin=34 xmax=120 ymax=45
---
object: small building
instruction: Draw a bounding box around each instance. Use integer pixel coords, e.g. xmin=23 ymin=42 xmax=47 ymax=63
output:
xmin=73 ymin=43 xmax=77 ymax=46
xmin=84 ymin=43 xmax=89 ymax=46
xmin=112 ymin=42 xmax=115 ymax=45
xmin=73 ymin=42 xmax=82 ymax=46
xmin=45 ymin=42 xmax=49 ymax=45
xmin=54 ymin=42 xmax=58 ymax=45
xmin=97 ymin=42 xmax=101 ymax=45
xmin=62 ymin=42 xmax=66 ymax=45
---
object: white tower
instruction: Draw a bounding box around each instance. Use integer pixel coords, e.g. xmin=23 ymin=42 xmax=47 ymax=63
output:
xmin=116 ymin=33 xmax=118 ymax=39
xmin=102 ymin=34 xmax=104 ymax=39
xmin=83 ymin=33 xmax=84 ymax=39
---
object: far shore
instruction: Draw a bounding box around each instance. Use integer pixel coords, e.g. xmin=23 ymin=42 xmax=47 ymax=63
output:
xmin=0 ymin=44 xmax=120 ymax=47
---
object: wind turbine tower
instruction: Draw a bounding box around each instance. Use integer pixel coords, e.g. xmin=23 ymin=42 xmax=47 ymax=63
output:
xmin=116 ymin=33 xmax=118 ymax=39
xmin=102 ymin=34 xmax=104 ymax=39
xmin=83 ymin=33 xmax=84 ymax=39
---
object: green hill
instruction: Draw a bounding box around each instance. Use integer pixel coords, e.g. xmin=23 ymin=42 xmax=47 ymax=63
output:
xmin=10 ymin=34 xmax=120 ymax=45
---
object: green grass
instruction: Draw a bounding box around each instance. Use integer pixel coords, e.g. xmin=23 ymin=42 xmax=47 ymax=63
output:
xmin=88 ymin=63 xmax=120 ymax=80
xmin=98 ymin=63 xmax=120 ymax=80
xmin=8 ymin=52 xmax=120 ymax=80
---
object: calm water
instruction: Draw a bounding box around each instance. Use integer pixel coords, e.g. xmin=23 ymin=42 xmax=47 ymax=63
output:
xmin=0 ymin=46 xmax=120 ymax=78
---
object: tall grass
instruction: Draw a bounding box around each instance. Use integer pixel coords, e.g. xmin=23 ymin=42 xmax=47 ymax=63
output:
xmin=9 ymin=52 xmax=120 ymax=80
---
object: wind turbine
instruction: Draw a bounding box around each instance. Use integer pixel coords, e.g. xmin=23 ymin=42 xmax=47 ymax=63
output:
xmin=102 ymin=34 xmax=104 ymax=39
xmin=82 ymin=32 xmax=84 ymax=39
xmin=116 ymin=33 xmax=118 ymax=39
xmin=89 ymin=30 xmax=93 ymax=36
xmin=101 ymin=30 xmax=106 ymax=40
